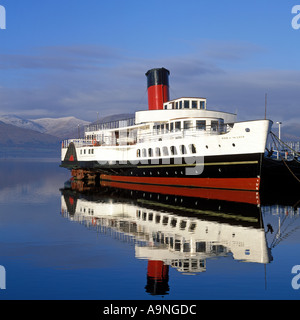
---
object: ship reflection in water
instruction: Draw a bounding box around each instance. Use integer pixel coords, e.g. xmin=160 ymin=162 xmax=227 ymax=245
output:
xmin=60 ymin=179 xmax=300 ymax=296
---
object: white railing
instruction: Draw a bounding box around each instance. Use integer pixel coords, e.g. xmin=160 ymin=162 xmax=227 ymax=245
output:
xmin=138 ymin=124 xmax=231 ymax=144
xmin=62 ymin=124 xmax=233 ymax=149
xmin=62 ymin=139 xmax=94 ymax=149
xmin=85 ymin=117 xmax=135 ymax=133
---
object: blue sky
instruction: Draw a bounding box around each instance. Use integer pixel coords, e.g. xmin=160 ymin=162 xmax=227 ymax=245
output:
xmin=0 ymin=0 xmax=300 ymax=139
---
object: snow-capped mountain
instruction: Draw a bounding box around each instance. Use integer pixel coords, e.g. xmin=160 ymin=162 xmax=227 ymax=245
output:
xmin=32 ymin=116 xmax=90 ymax=139
xmin=0 ymin=115 xmax=46 ymax=133
xmin=0 ymin=115 xmax=90 ymax=139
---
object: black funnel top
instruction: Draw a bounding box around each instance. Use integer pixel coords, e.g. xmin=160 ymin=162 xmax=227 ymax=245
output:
xmin=145 ymin=68 xmax=170 ymax=88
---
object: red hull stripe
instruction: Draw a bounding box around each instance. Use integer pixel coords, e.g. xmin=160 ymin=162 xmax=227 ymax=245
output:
xmin=100 ymin=175 xmax=261 ymax=191
xmin=100 ymin=180 xmax=260 ymax=205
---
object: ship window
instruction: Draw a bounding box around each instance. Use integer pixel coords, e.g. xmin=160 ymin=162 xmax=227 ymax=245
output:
xmin=184 ymin=100 xmax=190 ymax=109
xmin=161 ymin=124 xmax=164 ymax=133
xmin=155 ymin=147 xmax=161 ymax=157
xmin=170 ymin=146 xmax=177 ymax=155
xmin=80 ymin=150 xmax=82 ymax=154
xmin=137 ymin=149 xmax=141 ymax=157
xmin=84 ymin=149 xmax=86 ymax=154
xmin=148 ymin=148 xmax=153 ymax=157
xmin=189 ymin=144 xmax=197 ymax=154
xmin=142 ymin=148 xmax=147 ymax=157
xmin=155 ymin=215 xmax=161 ymax=223
xmin=192 ymin=100 xmax=197 ymax=109
xmin=165 ymin=123 xmax=169 ymax=132
xmin=142 ymin=212 xmax=147 ymax=220
xmin=196 ymin=120 xmax=206 ymax=130
xmin=183 ymin=243 xmax=190 ymax=252
xmin=184 ymin=120 xmax=193 ymax=130
xmin=174 ymin=240 xmax=181 ymax=251
xmin=196 ymin=242 xmax=206 ymax=252
xmin=148 ymin=213 xmax=153 ymax=221
xmin=162 ymin=216 xmax=169 ymax=225
xmin=180 ymin=145 xmax=187 ymax=154
xmin=189 ymin=222 xmax=196 ymax=232
xmin=200 ymin=101 xmax=205 ymax=109
xmin=180 ymin=220 xmax=187 ymax=230
xmin=211 ymin=120 xmax=218 ymax=131
xmin=175 ymin=121 xmax=181 ymax=131
xmin=162 ymin=146 xmax=169 ymax=156
xmin=170 ymin=123 xmax=174 ymax=132
xmin=179 ymin=101 xmax=182 ymax=109
xmin=170 ymin=218 xmax=177 ymax=227
xmin=175 ymin=102 xmax=179 ymax=109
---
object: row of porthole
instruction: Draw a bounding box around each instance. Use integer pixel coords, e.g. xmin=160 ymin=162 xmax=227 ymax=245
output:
xmin=137 ymin=144 xmax=197 ymax=158
xmin=130 ymin=169 xmax=204 ymax=176
xmin=206 ymin=143 xmax=236 ymax=149
xmin=137 ymin=142 xmax=237 ymax=157
xmin=136 ymin=210 xmax=196 ymax=231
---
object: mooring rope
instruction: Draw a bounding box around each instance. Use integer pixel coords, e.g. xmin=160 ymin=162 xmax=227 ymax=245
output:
xmin=270 ymin=132 xmax=300 ymax=157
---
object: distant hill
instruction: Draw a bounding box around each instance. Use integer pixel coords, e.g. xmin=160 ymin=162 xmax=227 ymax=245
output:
xmin=0 ymin=113 xmax=134 ymax=158
xmin=0 ymin=120 xmax=61 ymax=158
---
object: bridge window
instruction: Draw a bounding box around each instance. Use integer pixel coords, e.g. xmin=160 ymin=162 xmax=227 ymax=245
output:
xmin=192 ymin=100 xmax=197 ymax=109
xmin=184 ymin=100 xmax=190 ymax=109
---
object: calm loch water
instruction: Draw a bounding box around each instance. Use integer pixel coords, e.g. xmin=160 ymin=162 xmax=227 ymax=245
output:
xmin=0 ymin=159 xmax=299 ymax=300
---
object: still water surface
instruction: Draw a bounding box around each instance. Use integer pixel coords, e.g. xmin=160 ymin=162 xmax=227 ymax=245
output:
xmin=0 ymin=160 xmax=299 ymax=300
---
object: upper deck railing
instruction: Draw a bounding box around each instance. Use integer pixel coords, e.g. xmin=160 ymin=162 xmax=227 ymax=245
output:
xmin=62 ymin=123 xmax=233 ymax=149
xmin=85 ymin=117 xmax=136 ymax=133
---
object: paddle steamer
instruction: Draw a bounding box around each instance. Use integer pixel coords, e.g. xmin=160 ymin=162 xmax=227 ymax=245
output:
xmin=61 ymin=68 xmax=272 ymax=191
